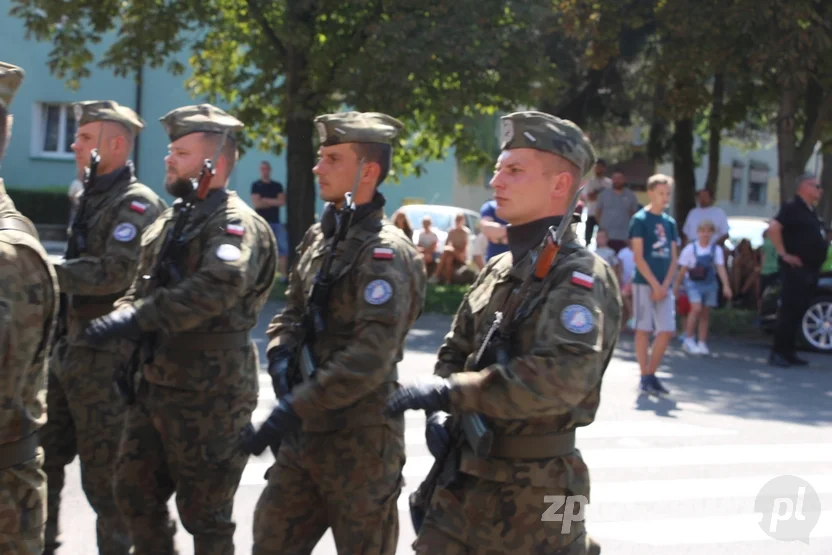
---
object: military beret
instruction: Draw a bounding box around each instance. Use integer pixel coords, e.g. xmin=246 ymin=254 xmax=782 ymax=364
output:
xmin=73 ymin=100 xmax=145 ymax=135
xmin=315 ymin=111 xmax=404 ymax=146
xmin=160 ymin=103 xmax=244 ymax=142
xmin=499 ymin=111 xmax=597 ymax=176
xmin=0 ymin=61 xmax=24 ymax=109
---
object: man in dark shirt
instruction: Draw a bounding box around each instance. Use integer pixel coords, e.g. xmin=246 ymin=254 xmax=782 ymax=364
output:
xmin=767 ymin=173 xmax=827 ymax=367
xmin=251 ymin=160 xmax=288 ymax=276
xmin=479 ymin=199 xmax=510 ymax=261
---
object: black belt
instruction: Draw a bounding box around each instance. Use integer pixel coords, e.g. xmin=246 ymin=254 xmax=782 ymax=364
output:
xmin=488 ymin=430 xmax=576 ymax=459
xmin=0 ymin=433 xmax=39 ymax=469
xmin=160 ymin=331 xmax=252 ymax=350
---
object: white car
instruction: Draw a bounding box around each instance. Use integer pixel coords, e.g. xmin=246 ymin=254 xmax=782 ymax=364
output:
xmin=725 ymin=216 xmax=770 ymax=250
xmin=396 ymin=204 xmax=481 ymax=262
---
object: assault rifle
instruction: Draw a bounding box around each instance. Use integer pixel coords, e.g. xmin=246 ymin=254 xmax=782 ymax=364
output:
xmin=461 ymin=185 xmax=585 ymax=457
xmin=287 ymin=160 xmax=365 ymax=390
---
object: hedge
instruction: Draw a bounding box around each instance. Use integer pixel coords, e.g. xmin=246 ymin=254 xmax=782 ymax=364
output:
xmin=5 ymin=187 xmax=71 ymax=226
xmin=267 ymin=275 xmax=760 ymax=337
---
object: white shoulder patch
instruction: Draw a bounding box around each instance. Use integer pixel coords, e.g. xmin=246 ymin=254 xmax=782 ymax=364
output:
xmin=113 ymin=222 xmax=137 ymax=242
xmin=216 ymin=244 xmax=242 ymax=262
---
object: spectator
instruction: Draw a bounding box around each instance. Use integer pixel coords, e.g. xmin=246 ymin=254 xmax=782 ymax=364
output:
xmin=391 ymin=209 xmax=414 ymax=241
xmin=681 ymin=188 xmax=729 ymax=246
xmin=592 ymin=228 xmax=622 ymax=283
xmin=766 ymin=173 xmax=827 ymax=367
xmin=596 ymin=169 xmax=640 ymax=253
xmin=673 ymin=219 xmax=733 ymax=355
xmin=758 ymin=228 xmax=779 ymax=313
xmin=581 ymin=159 xmax=612 ymax=245
xmin=479 ymin=199 xmax=509 ymax=261
xmin=471 ymin=223 xmax=488 ymax=271
xmin=431 ymin=212 xmax=471 ymax=284
xmin=617 ymin=240 xmax=636 ymax=329
xmin=250 ymin=161 xmax=288 ymax=276
xmin=416 ymin=215 xmax=439 ymax=274
xmin=729 ymin=239 xmax=760 ymax=307
xmin=629 ymin=174 xmax=679 ymax=395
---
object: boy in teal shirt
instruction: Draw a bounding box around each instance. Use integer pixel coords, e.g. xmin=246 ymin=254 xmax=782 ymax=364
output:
xmin=629 ymin=174 xmax=679 ymax=395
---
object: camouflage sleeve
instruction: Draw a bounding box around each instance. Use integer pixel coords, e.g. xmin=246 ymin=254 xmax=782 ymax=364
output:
xmin=54 ymin=197 xmax=163 ymax=296
xmin=446 ymin=282 xmax=607 ymax=419
xmin=131 ymin=219 xmax=258 ymax=334
xmin=0 ymin=248 xmax=22 ymax=371
xmin=265 ymin=227 xmax=316 ymax=352
xmin=289 ymin=246 xmax=416 ymax=418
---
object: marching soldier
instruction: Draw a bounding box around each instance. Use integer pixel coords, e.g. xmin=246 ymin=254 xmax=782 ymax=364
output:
xmin=386 ymin=111 xmax=621 ymax=554
xmin=42 ymin=100 xmax=166 ymax=554
xmin=84 ymin=104 xmax=277 ymax=555
xmin=244 ymin=111 xmax=427 ymax=554
xmin=0 ymin=61 xmax=59 ymax=553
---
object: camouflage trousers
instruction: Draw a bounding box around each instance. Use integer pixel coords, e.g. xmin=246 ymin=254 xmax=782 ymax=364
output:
xmin=113 ymin=381 xmax=255 ymax=555
xmin=252 ymin=421 xmax=405 ymax=554
xmin=42 ymin=339 xmax=130 ymax=554
xmin=412 ymin=472 xmax=597 ymax=554
xmin=0 ymin=449 xmax=47 ymax=554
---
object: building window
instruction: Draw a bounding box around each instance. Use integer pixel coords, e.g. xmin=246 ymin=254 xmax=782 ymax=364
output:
xmin=730 ymin=162 xmax=744 ymax=203
xmin=32 ymin=103 xmax=76 ymax=159
xmin=748 ymin=164 xmax=769 ymax=205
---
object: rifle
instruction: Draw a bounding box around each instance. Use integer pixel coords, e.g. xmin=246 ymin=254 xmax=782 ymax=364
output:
xmin=114 ymin=135 xmax=227 ymax=404
xmin=461 ymin=185 xmax=585 ymax=457
xmin=286 ymin=160 xmax=364 ymax=390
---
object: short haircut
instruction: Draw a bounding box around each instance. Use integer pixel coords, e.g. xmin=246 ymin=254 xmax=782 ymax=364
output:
xmin=260 ymin=160 xmax=271 ymax=168
xmin=0 ymin=105 xmax=8 ymax=161
xmin=697 ymin=219 xmax=715 ymax=232
xmin=647 ymin=173 xmax=674 ymax=190
xmin=203 ymin=132 xmax=238 ymax=175
xmin=795 ymin=172 xmax=816 ymax=188
xmin=106 ymin=121 xmax=135 ymax=153
xmin=596 ymin=228 xmax=608 ymax=236
xmin=537 ymin=151 xmax=582 ymax=194
xmin=351 ymin=143 xmax=391 ymax=186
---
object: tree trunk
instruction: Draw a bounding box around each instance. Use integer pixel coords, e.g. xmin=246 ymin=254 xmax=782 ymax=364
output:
xmin=776 ymin=89 xmax=801 ymax=205
xmin=672 ymin=118 xmax=696 ymax=230
xmin=819 ymin=148 xmax=832 ymax=225
xmin=704 ymin=73 xmax=724 ymax=196
xmin=647 ymin=84 xmax=668 ymax=168
xmin=285 ymin=117 xmax=316 ymax=265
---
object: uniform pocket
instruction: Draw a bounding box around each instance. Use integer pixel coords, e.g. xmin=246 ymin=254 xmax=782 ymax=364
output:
xmin=0 ymin=451 xmax=47 ymax=534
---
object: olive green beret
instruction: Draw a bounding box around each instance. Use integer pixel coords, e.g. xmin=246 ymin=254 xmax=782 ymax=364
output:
xmin=73 ymin=100 xmax=145 ymax=135
xmin=160 ymin=103 xmax=244 ymax=142
xmin=0 ymin=61 xmax=24 ymax=109
xmin=315 ymin=111 xmax=403 ymax=146
xmin=500 ymin=111 xmax=597 ymax=176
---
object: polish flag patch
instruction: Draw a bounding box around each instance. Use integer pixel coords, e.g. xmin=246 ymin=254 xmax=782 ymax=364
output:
xmin=226 ymin=224 xmax=245 ymax=237
xmin=129 ymin=201 xmax=148 ymax=214
xmin=373 ymin=247 xmax=394 ymax=260
xmin=570 ymin=271 xmax=595 ymax=290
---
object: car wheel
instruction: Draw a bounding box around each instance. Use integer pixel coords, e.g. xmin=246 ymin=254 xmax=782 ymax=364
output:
xmin=800 ymin=295 xmax=832 ymax=353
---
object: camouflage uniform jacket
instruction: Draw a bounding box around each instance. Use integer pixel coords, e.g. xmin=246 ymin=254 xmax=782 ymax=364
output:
xmin=435 ymin=223 xmax=621 ymax=489
xmin=57 ymin=164 xmax=166 ymax=349
xmin=116 ymin=189 xmax=277 ymax=395
xmin=0 ymin=181 xmax=58 ymax=446
xmin=267 ymin=198 xmax=427 ymax=432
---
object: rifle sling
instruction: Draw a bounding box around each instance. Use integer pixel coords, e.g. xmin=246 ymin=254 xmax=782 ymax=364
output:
xmin=488 ymin=430 xmax=576 ymax=459
xmin=0 ymin=432 xmax=39 ymax=469
xmin=0 ymin=217 xmax=38 ymax=238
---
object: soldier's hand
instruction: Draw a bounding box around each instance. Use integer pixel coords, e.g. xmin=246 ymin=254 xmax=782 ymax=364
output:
xmin=385 ymin=377 xmax=451 ymax=417
xmin=425 ymin=411 xmax=451 ymax=459
xmin=267 ymin=345 xmax=294 ymax=398
xmin=241 ymin=398 xmax=301 ymax=456
xmin=84 ymin=307 xmax=140 ymax=342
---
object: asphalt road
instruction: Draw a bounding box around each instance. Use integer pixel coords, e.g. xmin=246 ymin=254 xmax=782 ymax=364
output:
xmin=52 ymin=301 xmax=832 ymax=554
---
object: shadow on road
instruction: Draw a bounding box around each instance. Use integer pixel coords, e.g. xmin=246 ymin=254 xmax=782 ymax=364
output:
xmin=615 ymin=331 xmax=832 ymax=427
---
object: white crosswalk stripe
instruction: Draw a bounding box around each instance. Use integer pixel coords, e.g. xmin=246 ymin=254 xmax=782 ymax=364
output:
xmin=245 ymin=377 xmax=832 ymax=549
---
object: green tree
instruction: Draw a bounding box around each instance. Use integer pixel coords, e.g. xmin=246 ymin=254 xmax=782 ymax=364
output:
xmin=11 ymin=0 xmax=554 ymax=255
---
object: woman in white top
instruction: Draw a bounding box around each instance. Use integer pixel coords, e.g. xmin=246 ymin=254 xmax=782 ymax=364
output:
xmin=672 ymin=219 xmax=733 ymax=354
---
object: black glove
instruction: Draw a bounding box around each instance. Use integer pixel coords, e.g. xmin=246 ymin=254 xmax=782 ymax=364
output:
xmin=267 ymin=345 xmax=294 ymax=398
xmin=85 ymin=307 xmax=141 ymax=342
xmin=385 ymin=377 xmax=452 ymax=417
xmin=241 ymin=397 xmax=301 ymax=456
xmin=425 ymin=411 xmax=451 ymax=459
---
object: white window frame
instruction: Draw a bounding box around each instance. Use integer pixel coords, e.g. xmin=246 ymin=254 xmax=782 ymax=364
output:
xmin=30 ymin=102 xmax=76 ymax=160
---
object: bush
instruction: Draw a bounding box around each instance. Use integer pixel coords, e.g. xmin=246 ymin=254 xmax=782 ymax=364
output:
xmin=5 ymin=187 xmax=71 ymax=226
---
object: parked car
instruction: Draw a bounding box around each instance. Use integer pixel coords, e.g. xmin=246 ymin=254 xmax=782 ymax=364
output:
xmin=724 ymin=216 xmax=770 ymax=250
xmin=760 ymin=268 xmax=832 ymax=354
xmin=396 ymin=204 xmax=480 ymax=261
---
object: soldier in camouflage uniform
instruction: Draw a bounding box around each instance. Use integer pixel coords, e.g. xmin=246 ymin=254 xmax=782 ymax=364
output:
xmin=41 ymin=100 xmax=167 ymax=554
xmin=0 ymin=60 xmax=59 ymax=555
xmin=84 ymin=103 xmax=277 ymax=555
xmin=387 ymin=111 xmax=622 ymax=554
xmin=243 ymin=111 xmax=427 ymax=554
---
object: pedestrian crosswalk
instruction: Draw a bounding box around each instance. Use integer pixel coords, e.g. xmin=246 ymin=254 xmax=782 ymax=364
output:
xmin=245 ymin=373 xmax=832 ymax=552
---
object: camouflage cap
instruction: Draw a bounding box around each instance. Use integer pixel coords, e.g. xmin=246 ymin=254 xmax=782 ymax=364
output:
xmin=315 ymin=111 xmax=404 ymax=146
xmin=74 ymin=100 xmax=145 ymax=134
xmin=0 ymin=61 xmax=24 ymax=109
xmin=499 ymin=111 xmax=597 ymax=176
xmin=160 ymin=103 xmax=244 ymax=142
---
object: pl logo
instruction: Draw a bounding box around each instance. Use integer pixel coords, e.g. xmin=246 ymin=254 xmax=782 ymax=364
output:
xmin=754 ymin=475 xmax=821 ymax=544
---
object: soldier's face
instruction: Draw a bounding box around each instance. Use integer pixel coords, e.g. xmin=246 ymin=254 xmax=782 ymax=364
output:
xmin=72 ymin=122 xmax=118 ymax=174
xmin=164 ymin=134 xmax=206 ymax=196
xmin=490 ymin=149 xmax=564 ymax=225
xmin=313 ymin=144 xmax=359 ymax=203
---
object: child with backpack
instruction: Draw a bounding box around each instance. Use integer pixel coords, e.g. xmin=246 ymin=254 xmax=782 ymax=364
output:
xmin=673 ymin=219 xmax=733 ymax=354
